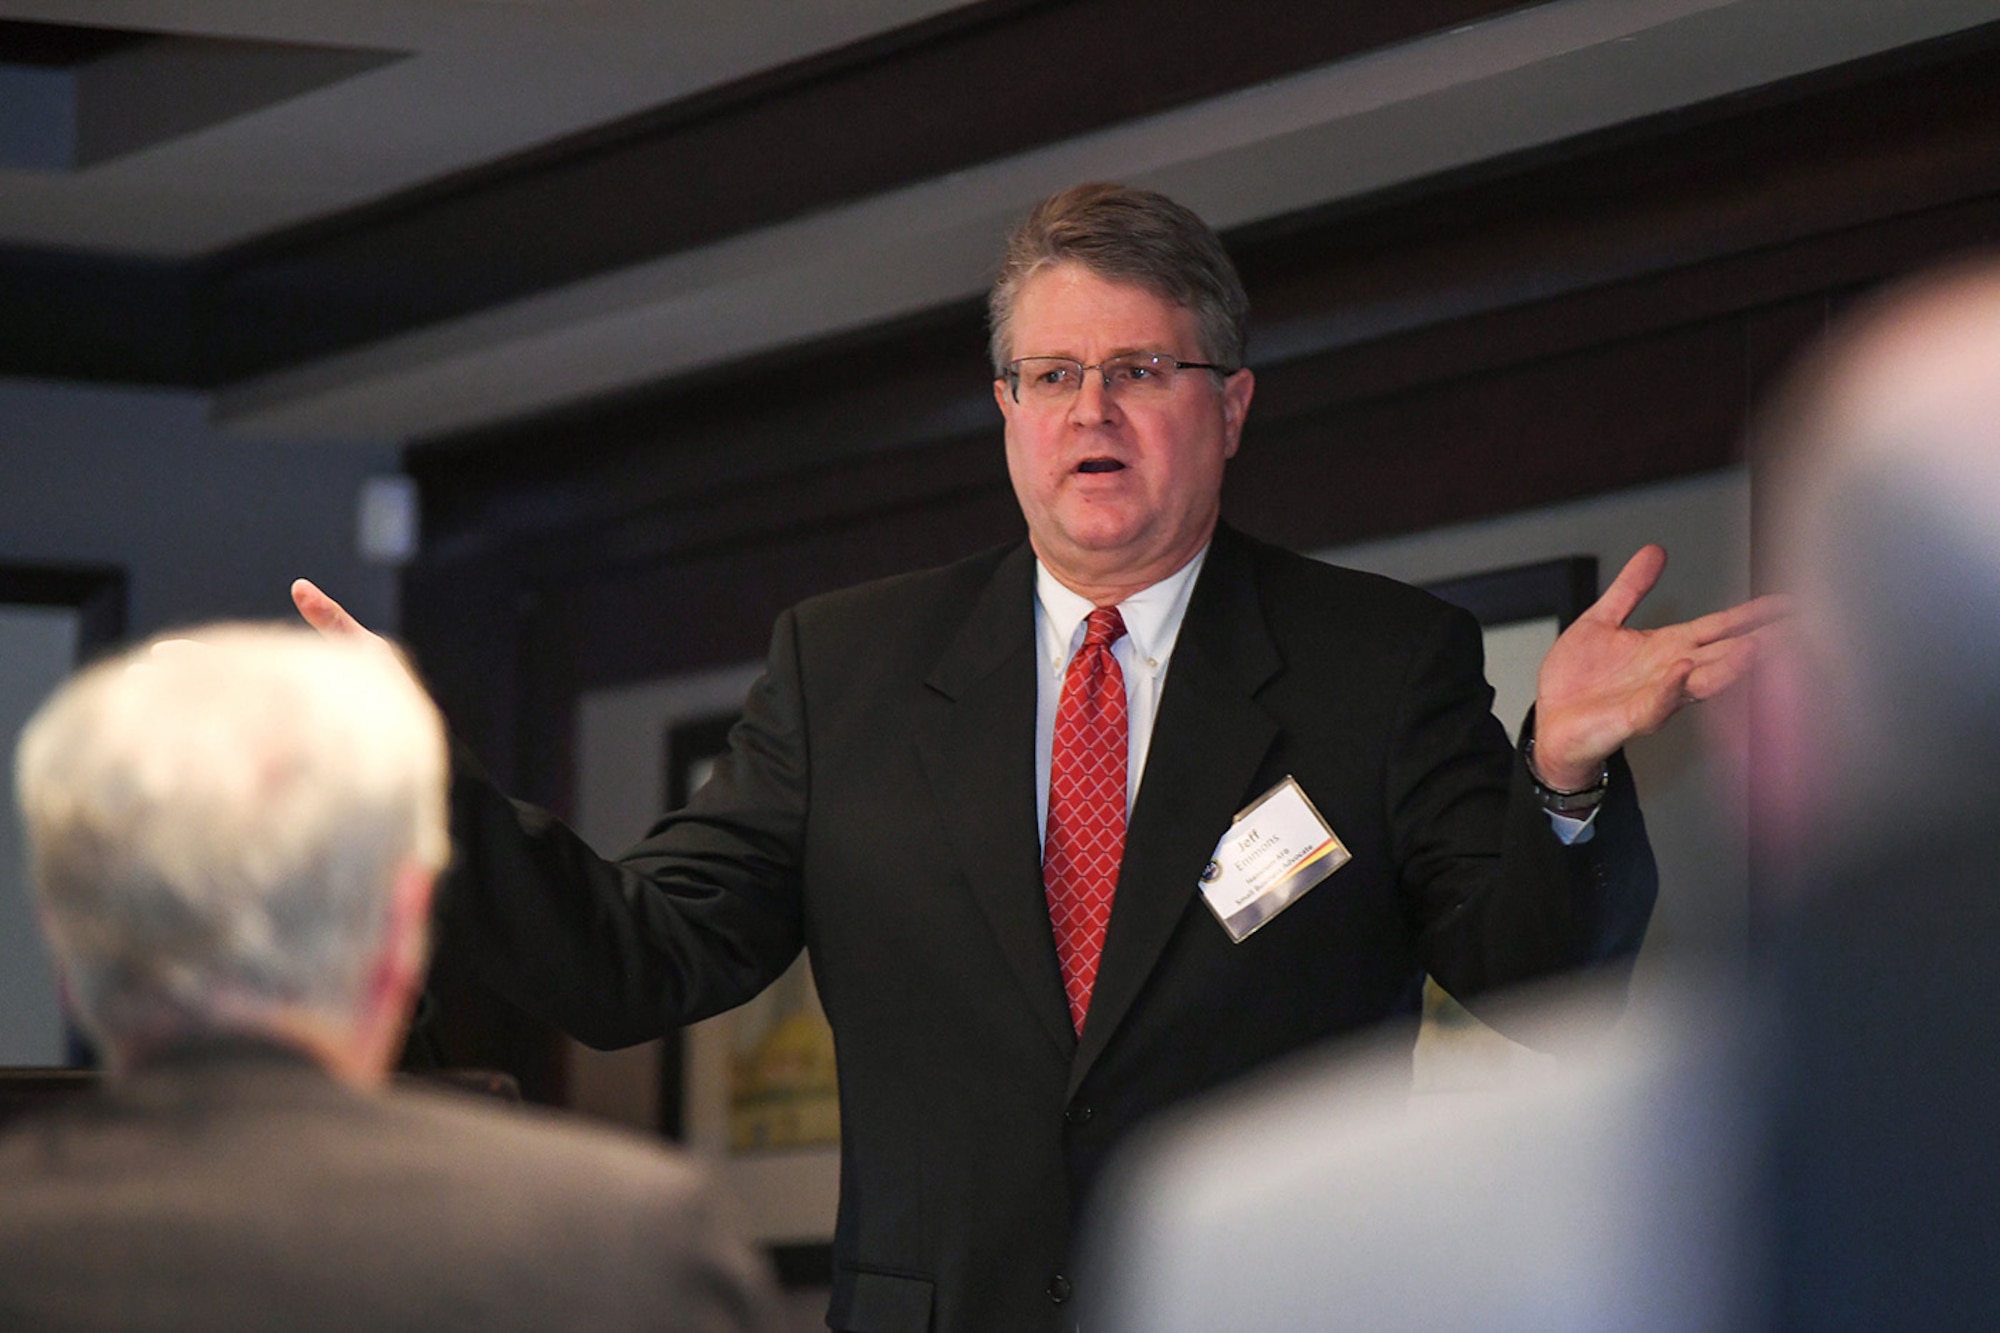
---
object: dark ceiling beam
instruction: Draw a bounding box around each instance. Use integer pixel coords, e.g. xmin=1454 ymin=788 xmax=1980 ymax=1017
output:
xmin=1236 ymin=17 xmax=2000 ymax=365
xmin=0 ymin=246 xmax=199 ymax=383
xmin=195 ymin=0 xmax=1532 ymax=380
xmin=0 ymin=19 xmax=148 ymax=67
xmin=2 ymin=0 xmax=1532 ymax=389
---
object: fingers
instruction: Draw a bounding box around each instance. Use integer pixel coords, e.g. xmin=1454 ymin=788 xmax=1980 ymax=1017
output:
xmin=291 ymin=578 xmax=372 ymax=640
xmin=1684 ymin=593 xmax=1792 ymax=647
xmin=1588 ymin=544 xmax=1668 ymax=628
xmin=1683 ymin=632 xmax=1764 ymax=701
xmin=1637 ymin=656 xmax=1698 ymax=733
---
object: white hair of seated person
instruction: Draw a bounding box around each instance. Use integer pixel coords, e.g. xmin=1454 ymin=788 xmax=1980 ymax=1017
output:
xmin=14 ymin=625 xmax=449 ymax=1079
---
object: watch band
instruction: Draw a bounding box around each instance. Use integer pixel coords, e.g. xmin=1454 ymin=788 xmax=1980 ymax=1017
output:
xmin=1523 ymin=735 xmax=1609 ymax=815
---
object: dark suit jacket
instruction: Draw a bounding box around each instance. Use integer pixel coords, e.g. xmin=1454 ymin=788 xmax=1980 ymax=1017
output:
xmin=0 ymin=1040 xmax=780 ymax=1332
xmin=446 ymin=524 xmax=1656 ymax=1333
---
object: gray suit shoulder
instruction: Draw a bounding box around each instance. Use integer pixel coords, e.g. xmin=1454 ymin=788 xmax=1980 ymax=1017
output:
xmin=383 ymin=1077 xmax=715 ymax=1194
xmin=0 ymin=1068 xmax=783 ymax=1332
xmin=388 ymin=1088 xmax=785 ymax=1331
xmin=342 ymin=1083 xmax=786 ymax=1331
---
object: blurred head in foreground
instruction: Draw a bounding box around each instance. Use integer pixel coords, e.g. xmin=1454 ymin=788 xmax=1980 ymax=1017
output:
xmin=14 ymin=625 xmax=448 ymax=1085
xmin=1750 ymin=257 xmax=2000 ymax=866
xmin=1746 ymin=256 xmax=2000 ymax=1329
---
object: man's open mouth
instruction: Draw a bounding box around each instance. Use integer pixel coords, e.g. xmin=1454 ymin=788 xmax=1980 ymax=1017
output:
xmin=1077 ymin=458 xmax=1125 ymax=473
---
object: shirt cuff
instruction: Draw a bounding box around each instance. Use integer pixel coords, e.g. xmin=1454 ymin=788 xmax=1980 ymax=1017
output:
xmin=1546 ymin=807 xmax=1598 ymax=845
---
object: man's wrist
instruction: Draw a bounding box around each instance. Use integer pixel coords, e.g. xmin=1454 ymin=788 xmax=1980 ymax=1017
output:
xmin=1524 ymin=735 xmax=1609 ymax=815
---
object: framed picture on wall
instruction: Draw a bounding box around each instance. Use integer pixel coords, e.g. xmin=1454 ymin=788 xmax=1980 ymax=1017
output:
xmin=660 ymin=712 xmax=839 ymax=1286
xmin=1414 ymin=554 xmax=1598 ymax=1096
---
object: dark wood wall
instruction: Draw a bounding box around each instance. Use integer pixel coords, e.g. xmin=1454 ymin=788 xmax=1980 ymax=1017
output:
xmin=400 ymin=26 xmax=2000 ymax=1096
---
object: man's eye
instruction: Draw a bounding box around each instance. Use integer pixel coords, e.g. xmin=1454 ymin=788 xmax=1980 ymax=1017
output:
xmin=1111 ymin=358 xmax=1165 ymax=385
xmin=1037 ymin=365 xmax=1075 ymax=386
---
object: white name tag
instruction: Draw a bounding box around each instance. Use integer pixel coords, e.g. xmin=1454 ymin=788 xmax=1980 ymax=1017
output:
xmin=1198 ymin=776 xmax=1350 ymax=943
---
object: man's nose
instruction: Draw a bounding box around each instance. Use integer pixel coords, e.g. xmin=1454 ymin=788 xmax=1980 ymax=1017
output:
xmin=1067 ymin=369 xmax=1119 ymax=425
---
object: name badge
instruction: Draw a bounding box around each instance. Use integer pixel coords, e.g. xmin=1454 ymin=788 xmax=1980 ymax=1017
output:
xmin=1198 ymin=776 xmax=1350 ymax=943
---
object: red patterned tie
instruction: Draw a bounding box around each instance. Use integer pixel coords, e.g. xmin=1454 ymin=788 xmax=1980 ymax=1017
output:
xmin=1044 ymin=605 xmax=1128 ymax=1035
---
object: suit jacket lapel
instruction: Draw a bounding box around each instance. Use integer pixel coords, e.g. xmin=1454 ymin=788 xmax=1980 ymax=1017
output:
xmin=912 ymin=542 xmax=1076 ymax=1060
xmin=1070 ymin=527 xmax=1282 ymax=1094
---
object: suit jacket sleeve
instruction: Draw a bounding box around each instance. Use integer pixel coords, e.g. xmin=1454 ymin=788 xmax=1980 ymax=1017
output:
xmin=439 ymin=609 xmax=814 ymax=1049
xmin=1386 ymin=600 xmax=1655 ymax=1012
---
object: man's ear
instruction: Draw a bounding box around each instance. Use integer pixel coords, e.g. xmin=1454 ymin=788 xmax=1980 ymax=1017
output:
xmin=378 ymin=860 xmax=435 ymax=1006
xmin=1220 ymin=368 xmax=1255 ymax=460
xmin=354 ymin=859 xmax=437 ymax=1079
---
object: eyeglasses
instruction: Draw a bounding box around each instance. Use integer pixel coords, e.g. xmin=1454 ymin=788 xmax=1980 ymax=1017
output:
xmin=1001 ymin=353 xmax=1230 ymax=405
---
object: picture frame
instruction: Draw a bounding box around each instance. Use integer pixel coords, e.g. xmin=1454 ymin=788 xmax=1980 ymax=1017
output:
xmin=1422 ymin=554 xmax=1598 ymax=633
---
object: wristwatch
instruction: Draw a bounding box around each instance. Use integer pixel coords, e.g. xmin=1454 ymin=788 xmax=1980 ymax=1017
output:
xmin=1523 ymin=735 xmax=1609 ymax=816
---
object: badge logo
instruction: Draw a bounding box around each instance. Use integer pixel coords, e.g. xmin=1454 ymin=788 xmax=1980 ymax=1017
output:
xmin=1200 ymin=859 xmax=1221 ymax=883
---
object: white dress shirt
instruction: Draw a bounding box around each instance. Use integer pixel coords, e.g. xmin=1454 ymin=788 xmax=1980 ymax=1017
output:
xmin=1033 ymin=548 xmax=1206 ymax=842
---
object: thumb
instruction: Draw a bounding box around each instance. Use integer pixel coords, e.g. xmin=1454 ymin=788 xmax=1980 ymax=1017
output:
xmin=291 ymin=578 xmax=374 ymax=641
xmin=1590 ymin=544 xmax=1668 ymax=628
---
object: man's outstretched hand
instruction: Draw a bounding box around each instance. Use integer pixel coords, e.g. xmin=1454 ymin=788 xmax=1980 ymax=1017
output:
xmin=1531 ymin=545 xmax=1787 ymax=791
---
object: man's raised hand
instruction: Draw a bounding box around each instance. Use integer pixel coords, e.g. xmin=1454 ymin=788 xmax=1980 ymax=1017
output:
xmin=1530 ymin=545 xmax=1787 ymax=790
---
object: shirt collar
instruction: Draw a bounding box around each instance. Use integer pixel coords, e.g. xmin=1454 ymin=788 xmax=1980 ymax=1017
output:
xmin=1034 ymin=544 xmax=1209 ymax=670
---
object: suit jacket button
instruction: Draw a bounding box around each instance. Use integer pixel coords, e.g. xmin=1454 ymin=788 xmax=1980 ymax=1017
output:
xmin=1064 ymin=1102 xmax=1093 ymax=1125
xmin=1047 ymin=1273 xmax=1073 ymax=1304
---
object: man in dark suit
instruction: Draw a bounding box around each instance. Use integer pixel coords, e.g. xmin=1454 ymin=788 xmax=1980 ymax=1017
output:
xmin=295 ymin=184 xmax=1776 ymax=1333
xmin=1 ymin=626 xmax=780 ymax=1333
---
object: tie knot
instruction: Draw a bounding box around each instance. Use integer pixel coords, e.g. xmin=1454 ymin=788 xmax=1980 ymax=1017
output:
xmin=1083 ymin=606 xmax=1127 ymax=649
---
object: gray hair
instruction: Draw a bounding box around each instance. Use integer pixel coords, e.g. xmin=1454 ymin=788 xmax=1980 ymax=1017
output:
xmin=14 ymin=625 xmax=449 ymax=1054
xmin=988 ymin=183 xmax=1250 ymax=375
